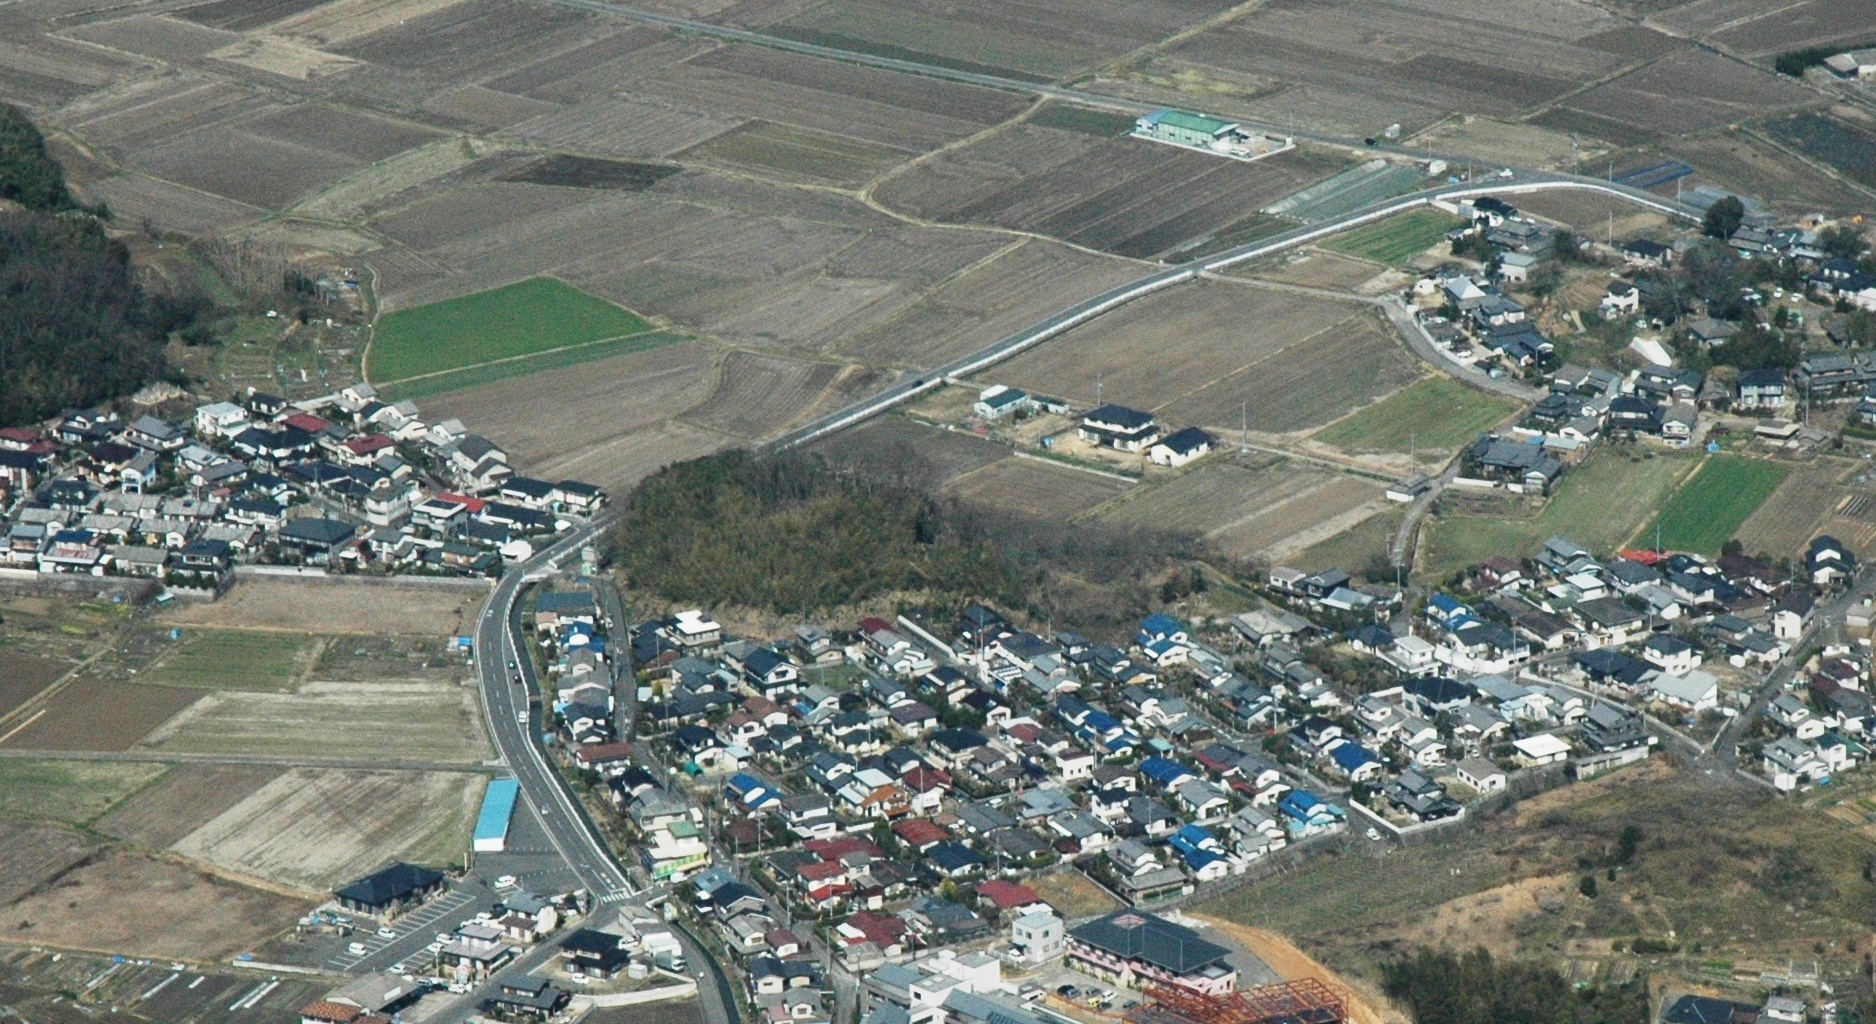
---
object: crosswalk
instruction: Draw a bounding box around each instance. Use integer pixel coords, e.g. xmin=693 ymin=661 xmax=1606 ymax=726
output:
xmin=324 ymin=889 xmax=477 ymax=971
xmin=596 ymin=888 xmax=636 ymax=905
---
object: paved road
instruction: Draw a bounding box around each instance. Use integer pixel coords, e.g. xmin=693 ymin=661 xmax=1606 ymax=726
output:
xmin=472 ymin=521 xmax=634 ymax=906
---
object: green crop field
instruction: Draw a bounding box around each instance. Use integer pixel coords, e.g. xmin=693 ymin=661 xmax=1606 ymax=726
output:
xmin=1029 ymin=102 xmax=1136 ymax=137
xmin=1320 ymin=208 xmax=1465 ymax=266
xmin=0 ymin=759 xmax=170 ymax=825
xmin=1643 ymin=455 xmax=1789 ymax=555
xmin=367 ymin=278 xmax=653 ymax=383
xmin=1422 ymin=450 xmax=1698 ymax=577
xmin=141 ymin=628 xmax=320 ymax=690
xmin=1313 ymin=375 xmax=1518 ymax=452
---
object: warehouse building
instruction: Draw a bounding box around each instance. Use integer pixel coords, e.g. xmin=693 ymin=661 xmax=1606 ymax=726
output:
xmin=1133 ymin=110 xmax=1286 ymax=160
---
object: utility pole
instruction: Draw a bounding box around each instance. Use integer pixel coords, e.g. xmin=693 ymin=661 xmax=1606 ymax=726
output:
xmin=1240 ymin=399 xmax=1248 ymax=452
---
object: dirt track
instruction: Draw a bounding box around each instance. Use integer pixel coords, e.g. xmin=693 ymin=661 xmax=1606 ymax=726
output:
xmin=1190 ymin=915 xmax=1407 ymax=1024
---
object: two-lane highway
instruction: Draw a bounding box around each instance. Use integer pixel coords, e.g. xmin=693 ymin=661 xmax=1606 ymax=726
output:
xmin=472 ymin=521 xmax=632 ymax=904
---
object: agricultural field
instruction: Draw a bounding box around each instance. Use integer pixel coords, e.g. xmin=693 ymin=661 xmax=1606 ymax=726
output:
xmin=94 ymin=764 xmax=286 ymax=848
xmin=1239 ymin=251 xmax=1396 ymax=292
xmin=0 ymin=759 xmax=170 ymax=826
xmin=172 ymin=768 xmax=483 ymax=890
xmin=138 ymin=627 xmax=322 ymax=690
xmin=0 ymin=650 xmax=67 ymax=719
xmin=1762 ymin=112 xmax=1876 ymax=193
xmin=1319 ymin=209 xmax=1466 ymax=266
xmin=1291 ymin=506 xmax=1405 ymax=575
xmin=814 ymin=416 xmax=1013 ymax=485
xmin=1408 ymin=115 xmax=1585 ymax=169
xmin=1663 ymin=0 xmax=1874 ymax=56
xmin=944 ymin=458 xmax=1134 ymax=521
xmin=988 ymin=280 xmax=1371 ymax=428
xmin=1099 ymin=0 xmax=1660 ymax=137
xmin=1421 ymin=448 xmax=1698 ymax=577
xmin=1097 ymin=457 xmax=1386 ymax=560
xmin=1312 ymin=375 xmax=1520 ymax=453
xmin=1656 ymin=130 xmax=1876 ymax=217
xmin=367 ymin=277 xmax=657 ymax=383
xmin=1509 ymin=188 xmax=1672 ymax=239
xmin=138 ymin=680 xmax=491 ymax=762
xmin=875 ymin=127 xmax=1352 ymax=258
xmin=1161 ymin=314 xmax=1422 ymax=434
xmin=419 ymin=340 xmax=724 ymax=493
xmin=159 ymin=577 xmax=479 ymax=636
xmin=1644 ymin=455 xmax=1789 ymax=555
xmin=675 ymin=121 xmax=911 ymax=188
xmin=1 ymin=679 xmax=206 ymax=752
xmin=682 ymin=351 xmax=846 ymax=439
xmin=4 ymin=847 xmax=311 ymax=960
xmin=757 ymin=0 xmax=1242 ymax=80
xmin=1731 ymin=459 xmax=1852 ymax=560
xmin=1566 ymin=50 xmax=1813 ymax=137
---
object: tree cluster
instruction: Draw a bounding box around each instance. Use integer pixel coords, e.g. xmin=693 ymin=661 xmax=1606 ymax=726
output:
xmin=1381 ymin=948 xmax=1649 ymax=1024
xmin=612 ymin=445 xmax=1207 ymax=637
xmin=0 ymin=103 xmax=77 ymax=213
xmin=0 ymin=211 xmax=171 ymax=426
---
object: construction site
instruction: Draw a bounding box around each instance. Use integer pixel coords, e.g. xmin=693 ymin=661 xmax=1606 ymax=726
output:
xmin=1127 ymin=983 xmax=1348 ymax=1024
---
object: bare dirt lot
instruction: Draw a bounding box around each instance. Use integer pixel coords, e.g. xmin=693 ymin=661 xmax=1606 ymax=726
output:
xmin=1239 ymin=252 xmax=1394 ymax=292
xmin=138 ymin=679 xmax=489 ymax=762
xmin=158 ymin=578 xmax=480 ymax=635
xmin=1194 ymin=915 xmax=1405 ymax=1024
xmin=0 ymin=819 xmax=98 ymax=906
xmin=815 ymin=416 xmax=1013 ymax=484
xmin=1 ymin=679 xmax=205 ymax=753
xmin=945 ymin=458 xmax=1134 ymax=521
xmin=1163 ymin=314 xmax=1421 ymax=434
xmin=172 ymin=768 xmax=482 ymax=890
xmin=4 ymin=848 xmax=311 ymax=960
xmin=1098 ymin=458 xmax=1386 ymax=559
xmin=93 ymin=764 xmax=287 ymax=849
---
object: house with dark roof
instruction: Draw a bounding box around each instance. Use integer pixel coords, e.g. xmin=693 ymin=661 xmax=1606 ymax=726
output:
xmin=1066 ymin=910 xmax=1237 ymax=995
xmin=333 ymin=862 xmax=445 ymax=917
xmin=1079 ymin=405 xmax=1160 ymax=452
xmin=1147 ymin=427 xmax=1214 ymax=467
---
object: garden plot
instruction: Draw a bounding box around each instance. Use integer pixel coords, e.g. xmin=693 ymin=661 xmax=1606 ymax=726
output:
xmin=945 ymin=458 xmax=1134 ymax=521
xmin=682 ymin=351 xmax=845 ymax=439
xmin=989 ymin=280 xmax=1368 ymax=420
xmin=137 ymin=627 xmax=322 ymax=690
xmin=138 ymin=680 xmax=491 ymax=762
xmin=172 ymin=768 xmax=483 ymax=890
xmin=95 ymin=764 xmax=286 ymax=848
xmin=1763 ymin=113 xmax=1876 ymax=194
xmin=1312 ymin=374 xmax=1520 ymax=453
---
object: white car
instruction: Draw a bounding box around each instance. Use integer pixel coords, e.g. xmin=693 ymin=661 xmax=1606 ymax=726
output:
xmin=437 ymin=932 xmax=453 ymax=944
xmin=347 ymin=942 xmax=367 ymax=956
xmin=495 ymin=875 xmax=517 ymax=889
xmin=377 ymin=926 xmax=396 ymax=938
xmin=1365 ymin=828 xmax=1381 ymax=841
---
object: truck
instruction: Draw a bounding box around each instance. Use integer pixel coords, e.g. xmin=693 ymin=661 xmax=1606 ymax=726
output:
xmin=641 ymin=932 xmax=686 ymax=973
